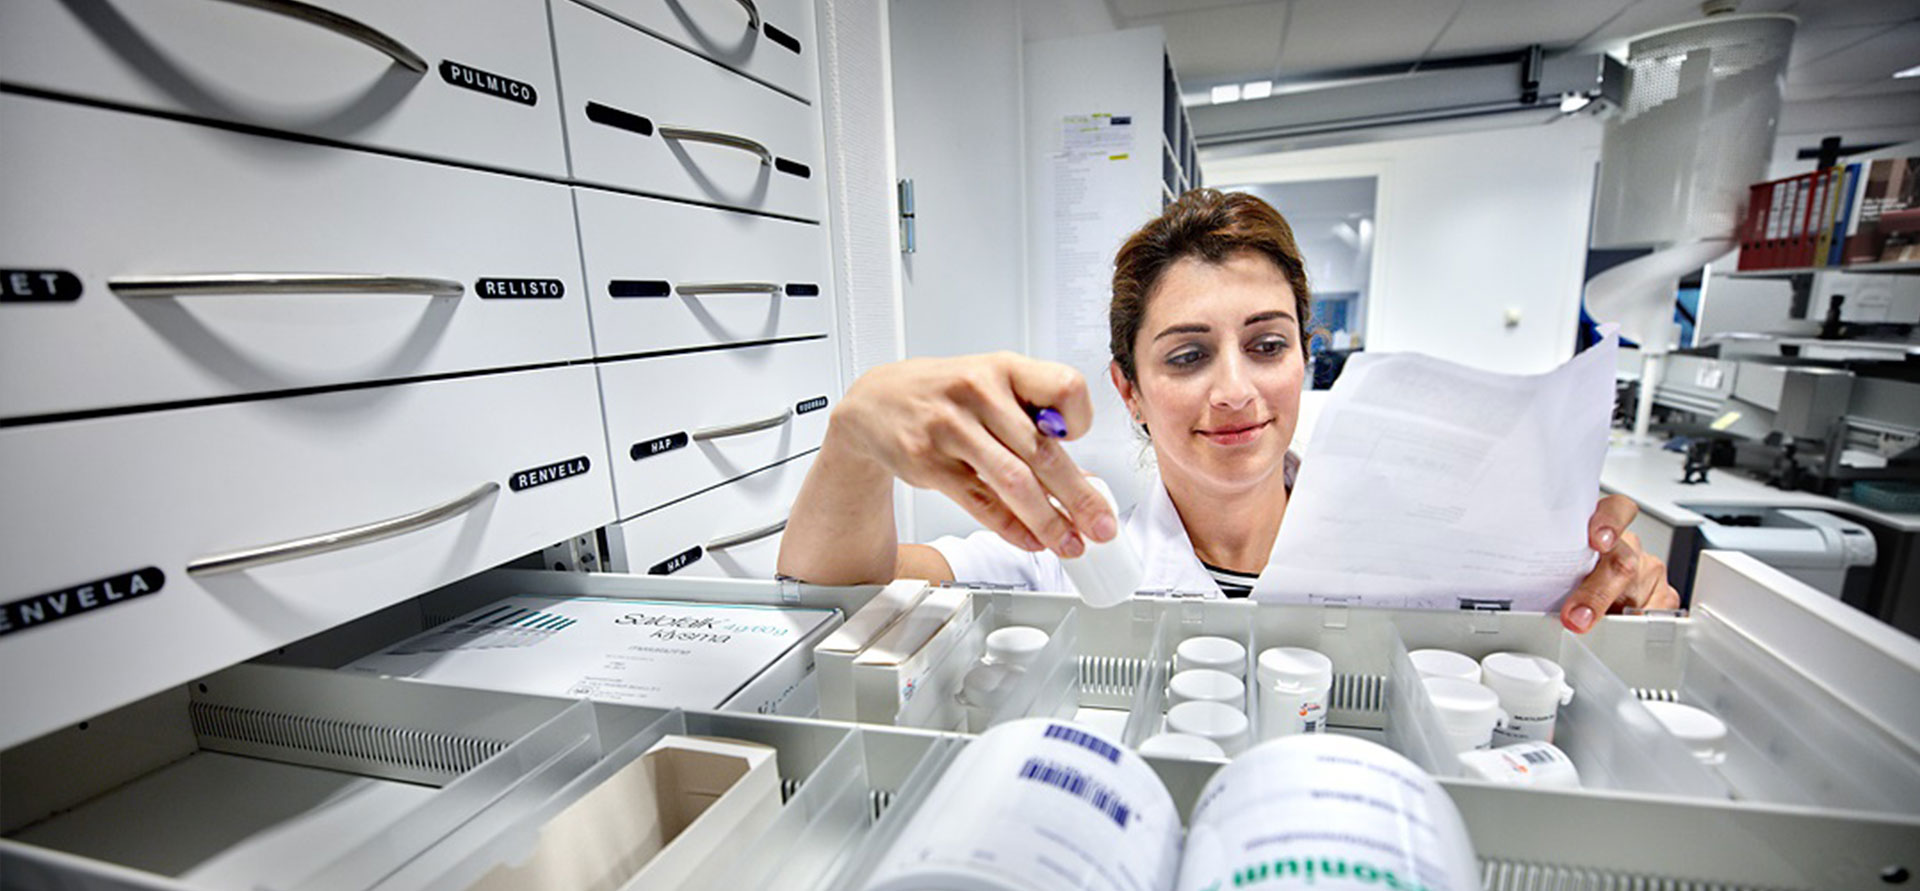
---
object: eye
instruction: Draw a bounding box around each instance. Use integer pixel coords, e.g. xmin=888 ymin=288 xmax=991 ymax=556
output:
xmin=1166 ymin=346 xmax=1208 ymax=368
xmin=1248 ymin=335 xmax=1290 ymax=356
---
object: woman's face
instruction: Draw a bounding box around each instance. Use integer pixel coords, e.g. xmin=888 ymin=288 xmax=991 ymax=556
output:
xmin=1113 ymin=250 xmax=1304 ymax=498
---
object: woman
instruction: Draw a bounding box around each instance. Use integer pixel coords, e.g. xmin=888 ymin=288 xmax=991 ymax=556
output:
xmin=778 ymin=190 xmax=1679 ymax=631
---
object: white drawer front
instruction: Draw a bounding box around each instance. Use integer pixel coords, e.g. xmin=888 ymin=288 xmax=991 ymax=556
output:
xmin=575 ymin=188 xmax=831 ymax=356
xmin=600 ymin=338 xmax=836 ymax=518
xmin=0 ymin=0 xmax=567 ymax=177
xmin=0 ymin=95 xmax=592 ymax=421
xmin=608 ymin=451 xmax=816 ymax=580
xmin=0 ymin=366 xmax=616 ymax=749
xmin=554 ymin=0 xmax=826 ymax=220
xmin=576 ymin=0 xmax=819 ymax=102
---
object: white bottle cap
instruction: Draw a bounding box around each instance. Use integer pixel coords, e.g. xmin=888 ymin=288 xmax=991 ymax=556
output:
xmin=1408 ymin=648 xmax=1482 ymax=683
xmin=1165 ymin=700 xmax=1250 ymax=755
xmin=1479 ymin=652 xmax=1574 ymax=709
xmin=1256 ymin=647 xmax=1333 ymax=691
xmin=1642 ymin=701 xmax=1728 ymax=765
xmin=984 ymin=625 xmax=1050 ymax=666
xmin=960 ymin=661 xmax=1021 ymax=708
xmin=1167 ymin=669 xmax=1245 ymax=708
xmin=1422 ymin=677 xmax=1505 ymax=753
xmin=1175 ymin=636 xmax=1247 ymax=677
xmin=1057 ymin=476 xmax=1141 ymax=610
xmin=1137 ymin=732 xmax=1227 ymax=760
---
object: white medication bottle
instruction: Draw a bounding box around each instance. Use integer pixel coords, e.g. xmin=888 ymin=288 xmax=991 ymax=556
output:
xmin=1060 ymin=477 xmax=1143 ymax=609
xmin=862 ymin=718 xmax=1181 ymax=891
xmin=1479 ymin=652 xmax=1575 ymax=745
xmin=1457 ymin=740 xmax=1582 ymax=789
xmin=1136 ymin=732 xmax=1227 ymax=760
xmin=1167 ymin=668 xmax=1245 ymax=709
xmin=1642 ymin=700 xmax=1728 ymax=766
xmin=1174 ymin=635 xmax=1247 ymax=678
xmin=1165 ymin=700 xmax=1251 ymax=756
xmin=1408 ymin=648 xmax=1482 ymax=683
xmin=1422 ymin=677 xmax=1506 ymax=753
xmin=958 ymin=626 xmax=1051 ymax=729
xmin=1256 ymin=647 xmax=1333 ymax=739
xmin=1176 ymin=734 xmax=1481 ymax=891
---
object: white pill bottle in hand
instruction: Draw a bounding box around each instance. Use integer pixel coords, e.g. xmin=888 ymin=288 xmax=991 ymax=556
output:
xmin=1176 ymin=734 xmax=1482 ymax=891
xmin=1061 ymin=477 xmax=1144 ymax=609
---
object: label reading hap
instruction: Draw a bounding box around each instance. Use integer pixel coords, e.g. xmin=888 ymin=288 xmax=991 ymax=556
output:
xmin=648 ymin=546 xmax=703 ymax=576
xmin=509 ymin=455 xmax=591 ymax=492
xmin=631 ymin=432 xmax=690 ymax=462
xmin=1 ymin=567 xmax=165 ymax=636
xmin=439 ymin=60 xmax=537 ymax=106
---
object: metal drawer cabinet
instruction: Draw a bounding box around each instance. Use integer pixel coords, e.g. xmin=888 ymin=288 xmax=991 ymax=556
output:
xmin=575 ymin=0 xmax=820 ymax=103
xmin=553 ymin=0 xmax=827 ymax=222
xmin=604 ymin=450 xmax=817 ymax=580
xmin=0 ymin=94 xmax=593 ymax=421
xmin=598 ymin=337 xmax=835 ymax=518
xmin=574 ymin=187 xmax=833 ymax=356
xmin=0 ymin=365 xmax=615 ymax=749
xmin=0 ymin=0 xmax=568 ymax=177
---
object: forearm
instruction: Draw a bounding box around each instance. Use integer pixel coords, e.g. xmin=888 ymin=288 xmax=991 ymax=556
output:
xmin=777 ymin=429 xmax=905 ymax=585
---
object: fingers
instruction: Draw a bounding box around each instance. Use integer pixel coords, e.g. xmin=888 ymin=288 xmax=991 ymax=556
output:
xmin=970 ymin=390 xmax=1116 ymax=546
xmin=950 ymin=421 xmax=1092 ymax=557
xmin=1588 ymin=493 xmax=1639 ymax=552
xmin=998 ymin=353 xmax=1095 ymax=440
xmin=1561 ymin=530 xmax=1679 ymax=633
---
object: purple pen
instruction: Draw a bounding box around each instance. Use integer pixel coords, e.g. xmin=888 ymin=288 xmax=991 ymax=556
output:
xmin=1032 ymin=407 xmax=1068 ymax=439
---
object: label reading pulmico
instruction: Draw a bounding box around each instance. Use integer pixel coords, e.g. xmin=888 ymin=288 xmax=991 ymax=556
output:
xmin=439 ymin=60 xmax=538 ymax=106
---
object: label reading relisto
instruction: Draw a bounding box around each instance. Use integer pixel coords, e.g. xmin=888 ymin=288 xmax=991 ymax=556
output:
xmin=648 ymin=546 xmax=703 ymax=576
xmin=795 ymin=396 xmax=829 ymax=415
xmin=1 ymin=567 xmax=165 ymax=636
xmin=508 ymin=456 xmax=590 ymax=492
xmin=1 ymin=269 xmax=81 ymax=302
xmin=439 ymin=60 xmax=537 ymax=105
xmin=476 ymin=278 xmax=565 ymax=299
xmin=631 ymin=432 xmax=690 ymax=461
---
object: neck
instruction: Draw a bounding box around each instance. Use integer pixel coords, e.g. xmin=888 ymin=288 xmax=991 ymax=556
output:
xmin=1164 ymin=466 xmax=1290 ymax=574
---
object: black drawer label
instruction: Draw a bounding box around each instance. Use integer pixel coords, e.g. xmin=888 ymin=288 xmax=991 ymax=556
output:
xmin=648 ymin=546 xmax=703 ymax=576
xmin=509 ymin=455 xmax=591 ymax=492
xmin=476 ymin=278 xmax=565 ymax=299
xmin=795 ymin=395 xmax=829 ymax=415
xmin=631 ymin=432 xmax=690 ymax=461
xmin=1 ymin=567 xmax=164 ymax=637
xmin=1 ymin=269 xmax=82 ymax=302
xmin=440 ymin=60 xmax=537 ymax=106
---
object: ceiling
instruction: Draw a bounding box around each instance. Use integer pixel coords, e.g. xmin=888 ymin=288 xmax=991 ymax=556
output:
xmin=1110 ymin=0 xmax=1920 ymax=149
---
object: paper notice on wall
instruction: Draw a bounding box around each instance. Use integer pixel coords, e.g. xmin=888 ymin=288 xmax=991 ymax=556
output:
xmin=1252 ymin=335 xmax=1618 ymax=610
xmin=1050 ymin=113 xmax=1138 ymax=376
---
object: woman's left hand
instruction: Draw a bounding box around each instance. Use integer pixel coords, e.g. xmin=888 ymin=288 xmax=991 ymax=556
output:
xmin=1560 ymin=494 xmax=1681 ymax=633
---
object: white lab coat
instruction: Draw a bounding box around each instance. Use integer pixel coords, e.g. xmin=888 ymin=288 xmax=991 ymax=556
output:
xmin=927 ymin=454 xmax=1299 ymax=600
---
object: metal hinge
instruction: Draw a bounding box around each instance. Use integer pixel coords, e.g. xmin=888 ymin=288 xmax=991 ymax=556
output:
xmin=897 ymin=178 xmax=916 ymax=254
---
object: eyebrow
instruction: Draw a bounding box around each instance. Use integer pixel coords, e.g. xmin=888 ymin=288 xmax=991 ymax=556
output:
xmin=1151 ymin=310 xmax=1296 ymax=342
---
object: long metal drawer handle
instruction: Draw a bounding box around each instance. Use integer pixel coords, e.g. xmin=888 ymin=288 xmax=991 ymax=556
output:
xmin=705 ymin=517 xmax=787 ymax=551
xmin=657 ymin=126 xmax=773 ymax=166
xmin=676 ymin=281 xmax=781 ymax=296
xmin=110 ymin=274 xmax=464 ymax=298
xmin=214 ymin=0 xmax=428 ymax=73
xmin=187 ymin=482 xmax=499 ymax=576
xmin=732 ymin=0 xmax=762 ymax=34
xmin=691 ymin=408 xmax=792 ymax=441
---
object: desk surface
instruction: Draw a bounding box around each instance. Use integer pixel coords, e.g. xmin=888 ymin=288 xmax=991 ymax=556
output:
xmin=1600 ymin=441 xmax=1920 ymax=532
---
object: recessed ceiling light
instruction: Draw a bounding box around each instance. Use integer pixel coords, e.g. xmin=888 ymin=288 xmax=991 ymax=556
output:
xmin=1211 ymin=84 xmax=1242 ymax=104
xmin=1243 ymin=80 xmax=1273 ymax=100
xmin=1895 ymin=64 xmax=1920 ymax=79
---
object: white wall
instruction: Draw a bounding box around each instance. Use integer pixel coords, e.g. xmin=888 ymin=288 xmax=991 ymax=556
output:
xmin=1206 ymin=114 xmax=1604 ymax=375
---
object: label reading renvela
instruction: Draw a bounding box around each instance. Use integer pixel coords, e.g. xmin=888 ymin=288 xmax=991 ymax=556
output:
xmin=1 ymin=568 xmax=165 ymax=636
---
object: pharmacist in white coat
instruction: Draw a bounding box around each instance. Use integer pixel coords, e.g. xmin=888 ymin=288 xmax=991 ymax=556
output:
xmin=778 ymin=190 xmax=1678 ymax=630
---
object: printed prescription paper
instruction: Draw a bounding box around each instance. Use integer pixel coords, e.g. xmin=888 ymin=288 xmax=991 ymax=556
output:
xmin=1253 ymin=334 xmax=1617 ymax=610
xmin=342 ymin=596 xmax=837 ymax=708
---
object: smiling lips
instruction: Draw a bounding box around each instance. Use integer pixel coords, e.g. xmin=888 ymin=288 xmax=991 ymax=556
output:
xmin=1198 ymin=419 xmax=1269 ymax=446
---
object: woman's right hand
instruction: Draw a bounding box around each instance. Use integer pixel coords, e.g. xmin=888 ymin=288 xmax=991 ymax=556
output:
xmin=826 ymin=351 xmax=1119 ymax=556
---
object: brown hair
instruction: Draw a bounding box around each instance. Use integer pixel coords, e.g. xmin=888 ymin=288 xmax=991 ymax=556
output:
xmin=1109 ymin=189 xmax=1312 ymax=383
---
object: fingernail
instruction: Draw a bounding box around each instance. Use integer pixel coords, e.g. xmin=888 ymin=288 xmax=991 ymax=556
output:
xmin=1090 ymin=513 xmax=1118 ymax=542
xmin=1058 ymin=532 xmax=1085 ymax=558
xmin=1595 ymin=527 xmax=1617 ymax=550
xmin=1569 ymin=604 xmax=1595 ymax=632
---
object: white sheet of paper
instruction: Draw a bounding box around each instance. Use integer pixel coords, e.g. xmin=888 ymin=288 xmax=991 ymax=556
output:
xmin=1252 ymin=335 xmax=1617 ymax=610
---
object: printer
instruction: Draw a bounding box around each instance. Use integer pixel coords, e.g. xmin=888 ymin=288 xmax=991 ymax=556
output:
xmin=1681 ymin=505 xmax=1878 ymax=602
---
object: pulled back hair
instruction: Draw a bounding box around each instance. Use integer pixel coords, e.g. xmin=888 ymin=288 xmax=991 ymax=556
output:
xmin=1109 ymin=189 xmax=1312 ymax=383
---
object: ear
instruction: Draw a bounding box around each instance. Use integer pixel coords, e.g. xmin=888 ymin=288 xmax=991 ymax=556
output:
xmin=1108 ymin=360 xmax=1136 ymax=416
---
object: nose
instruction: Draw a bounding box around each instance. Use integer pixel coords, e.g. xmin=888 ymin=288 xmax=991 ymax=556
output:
xmin=1209 ymin=350 xmax=1257 ymax=412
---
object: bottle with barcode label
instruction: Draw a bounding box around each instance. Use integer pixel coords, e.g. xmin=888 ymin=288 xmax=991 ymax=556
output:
xmin=863 ymin=718 xmax=1180 ymax=891
xmin=1456 ymin=740 xmax=1582 ymax=789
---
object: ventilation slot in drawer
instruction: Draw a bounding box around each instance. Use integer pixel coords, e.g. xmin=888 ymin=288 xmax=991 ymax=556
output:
xmin=190 ymin=701 xmax=508 ymax=782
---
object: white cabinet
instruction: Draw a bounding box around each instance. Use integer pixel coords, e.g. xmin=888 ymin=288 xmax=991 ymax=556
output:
xmin=0 ymin=365 xmax=615 ymax=749
xmin=552 ymin=0 xmax=827 ymax=221
xmin=606 ymin=451 xmax=817 ymax=579
xmin=0 ymin=94 xmax=594 ymax=421
xmin=0 ymin=0 xmax=570 ymax=177
xmin=576 ymin=0 xmax=820 ymax=102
